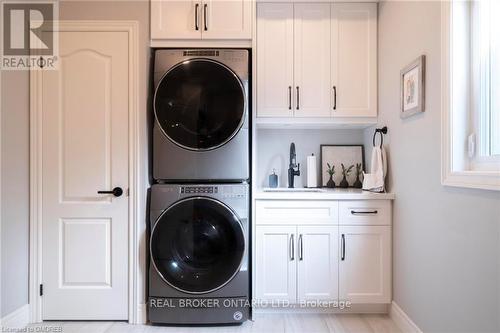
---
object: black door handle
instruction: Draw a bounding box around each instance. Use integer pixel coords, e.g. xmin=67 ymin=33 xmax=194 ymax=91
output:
xmin=341 ymin=234 xmax=345 ymax=261
xmin=98 ymin=187 xmax=123 ymax=197
xmin=333 ymin=86 xmax=337 ymax=110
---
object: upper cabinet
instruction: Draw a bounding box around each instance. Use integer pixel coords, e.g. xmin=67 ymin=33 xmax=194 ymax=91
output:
xmin=332 ymin=3 xmax=377 ymax=117
xmin=151 ymin=0 xmax=252 ymax=41
xmin=256 ymin=2 xmax=378 ymax=125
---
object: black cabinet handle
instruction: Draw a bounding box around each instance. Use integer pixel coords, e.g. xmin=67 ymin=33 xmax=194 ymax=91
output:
xmin=195 ymin=3 xmax=199 ymax=31
xmin=341 ymin=234 xmax=345 ymax=261
xmin=296 ymin=86 xmax=300 ymax=110
xmin=97 ymin=187 xmax=123 ymax=197
xmin=288 ymin=86 xmax=292 ymax=110
xmin=333 ymin=86 xmax=337 ymax=110
xmin=290 ymin=234 xmax=295 ymax=261
xmin=351 ymin=210 xmax=378 ymax=215
xmin=298 ymin=234 xmax=303 ymax=261
xmin=203 ymin=4 xmax=208 ymax=31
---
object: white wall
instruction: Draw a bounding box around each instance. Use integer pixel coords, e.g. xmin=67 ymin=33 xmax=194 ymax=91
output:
xmin=1 ymin=71 xmax=30 ymax=317
xmin=256 ymin=129 xmax=364 ymax=188
xmin=365 ymin=1 xmax=500 ymax=332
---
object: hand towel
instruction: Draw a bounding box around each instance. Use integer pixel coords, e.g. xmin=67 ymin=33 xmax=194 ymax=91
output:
xmin=362 ymin=146 xmax=387 ymax=192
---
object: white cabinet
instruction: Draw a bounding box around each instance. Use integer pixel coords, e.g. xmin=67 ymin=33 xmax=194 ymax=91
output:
xmin=297 ymin=226 xmax=338 ymax=301
xmin=255 ymin=225 xmax=296 ymax=302
xmin=151 ymin=0 xmax=251 ymax=41
xmin=256 ymin=3 xmax=294 ymax=117
xmin=255 ymin=224 xmax=338 ymax=303
xmin=331 ymin=3 xmax=377 ymax=117
xmin=256 ymin=2 xmax=378 ymax=122
xmin=339 ymin=226 xmax=391 ymax=303
xmin=293 ymin=4 xmax=331 ymax=117
xmin=255 ymin=199 xmax=392 ymax=306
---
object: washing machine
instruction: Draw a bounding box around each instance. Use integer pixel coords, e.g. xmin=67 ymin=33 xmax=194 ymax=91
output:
xmin=148 ymin=184 xmax=249 ymax=324
xmin=152 ymin=49 xmax=249 ymax=182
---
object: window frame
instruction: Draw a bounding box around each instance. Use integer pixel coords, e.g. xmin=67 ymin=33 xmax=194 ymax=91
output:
xmin=441 ymin=0 xmax=500 ymax=191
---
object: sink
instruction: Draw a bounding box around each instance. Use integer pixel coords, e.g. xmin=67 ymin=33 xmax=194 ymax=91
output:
xmin=262 ymin=188 xmax=325 ymax=193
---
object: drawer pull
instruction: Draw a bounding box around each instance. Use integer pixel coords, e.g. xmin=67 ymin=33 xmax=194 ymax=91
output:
xmin=290 ymin=234 xmax=295 ymax=261
xmin=351 ymin=210 xmax=378 ymax=215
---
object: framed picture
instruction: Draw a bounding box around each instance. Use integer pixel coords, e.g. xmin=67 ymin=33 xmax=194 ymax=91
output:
xmin=320 ymin=145 xmax=365 ymax=187
xmin=400 ymin=55 xmax=425 ymax=118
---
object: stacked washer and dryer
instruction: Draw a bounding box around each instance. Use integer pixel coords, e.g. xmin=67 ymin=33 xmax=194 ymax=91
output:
xmin=149 ymin=49 xmax=251 ymax=325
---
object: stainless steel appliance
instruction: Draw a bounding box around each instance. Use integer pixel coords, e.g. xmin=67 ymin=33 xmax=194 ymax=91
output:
xmin=148 ymin=184 xmax=249 ymax=324
xmin=152 ymin=49 xmax=249 ymax=181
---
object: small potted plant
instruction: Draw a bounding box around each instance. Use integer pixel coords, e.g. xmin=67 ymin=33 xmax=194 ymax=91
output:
xmin=340 ymin=163 xmax=354 ymax=188
xmin=326 ymin=163 xmax=335 ymax=188
xmin=353 ymin=163 xmax=363 ymax=189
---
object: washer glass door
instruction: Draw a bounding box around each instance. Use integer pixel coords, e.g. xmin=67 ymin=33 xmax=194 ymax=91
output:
xmin=154 ymin=59 xmax=245 ymax=151
xmin=151 ymin=197 xmax=245 ymax=294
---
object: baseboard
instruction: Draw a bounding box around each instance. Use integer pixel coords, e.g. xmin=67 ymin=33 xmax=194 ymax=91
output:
xmin=137 ymin=303 xmax=147 ymax=324
xmin=0 ymin=304 xmax=30 ymax=328
xmin=390 ymin=301 xmax=423 ymax=333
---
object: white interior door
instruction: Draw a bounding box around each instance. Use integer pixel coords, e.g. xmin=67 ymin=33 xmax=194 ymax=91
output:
xmin=297 ymin=225 xmax=339 ymax=301
xmin=331 ymin=3 xmax=377 ymax=117
xmin=339 ymin=226 xmax=391 ymax=304
xmin=256 ymin=3 xmax=294 ymax=117
xmin=255 ymin=226 xmax=297 ymax=302
xmin=41 ymin=29 xmax=129 ymax=320
xmin=293 ymin=3 xmax=331 ymax=117
xmin=202 ymin=0 xmax=252 ymax=39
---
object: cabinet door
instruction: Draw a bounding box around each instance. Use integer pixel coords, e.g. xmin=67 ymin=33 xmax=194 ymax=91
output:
xmin=331 ymin=3 xmax=377 ymax=117
xmin=151 ymin=0 xmax=202 ymax=40
xmin=297 ymin=226 xmax=339 ymax=301
xmin=294 ymin=3 xmax=331 ymax=117
xmin=255 ymin=226 xmax=297 ymax=302
xmin=201 ymin=0 xmax=252 ymax=39
xmin=339 ymin=226 xmax=391 ymax=304
xmin=256 ymin=3 xmax=294 ymax=117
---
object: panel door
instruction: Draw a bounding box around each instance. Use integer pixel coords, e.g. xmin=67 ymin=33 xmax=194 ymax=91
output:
xmin=151 ymin=0 xmax=202 ymax=40
xmin=331 ymin=3 xmax=377 ymax=117
xmin=41 ymin=30 xmax=129 ymax=319
xmin=339 ymin=226 xmax=391 ymax=304
xmin=297 ymin=226 xmax=339 ymax=301
xmin=255 ymin=226 xmax=297 ymax=302
xmin=201 ymin=0 xmax=252 ymax=39
xmin=256 ymin=3 xmax=294 ymax=117
xmin=293 ymin=3 xmax=331 ymax=117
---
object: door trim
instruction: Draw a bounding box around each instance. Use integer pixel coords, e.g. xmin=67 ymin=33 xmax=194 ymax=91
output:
xmin=29 ymin=21 xmax=140 ymax=323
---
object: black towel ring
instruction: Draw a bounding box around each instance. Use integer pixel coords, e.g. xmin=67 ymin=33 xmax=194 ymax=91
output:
xmin=372 ymin=126 xmax=388 ymax=148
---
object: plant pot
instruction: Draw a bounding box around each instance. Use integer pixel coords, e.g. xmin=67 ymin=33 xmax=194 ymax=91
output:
xmin=353 ymin=175 xmax=362 ymax=189
xmin=339 ymin=176 xmax=349 ymax=188
xmin=326 ymin=175 xmax=335 ymax=188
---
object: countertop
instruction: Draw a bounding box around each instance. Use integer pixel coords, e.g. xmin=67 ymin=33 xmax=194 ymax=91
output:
xmin=254 ymin=188 xmax=395 ymax=200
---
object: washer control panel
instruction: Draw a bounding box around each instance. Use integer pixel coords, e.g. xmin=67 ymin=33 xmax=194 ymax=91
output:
xmin=180 ymin=186 xmax=218 ymax=194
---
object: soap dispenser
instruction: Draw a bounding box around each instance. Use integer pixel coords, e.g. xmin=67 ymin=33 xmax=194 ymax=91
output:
xmin=268 ymin=169 xmax=278 ymax=188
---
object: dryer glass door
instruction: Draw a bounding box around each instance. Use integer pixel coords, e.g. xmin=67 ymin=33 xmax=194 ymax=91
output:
xmin=150 ymin=197 xmax=245 ymax=294
xmin=154 ymin=59 xmax=245 ymax=151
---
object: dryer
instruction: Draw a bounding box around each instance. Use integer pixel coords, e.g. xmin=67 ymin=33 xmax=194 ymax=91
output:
xmin=152 ymin=49 xmax=249 ymax=182
xmin=148 ymin=184 xmax=249 ymax=324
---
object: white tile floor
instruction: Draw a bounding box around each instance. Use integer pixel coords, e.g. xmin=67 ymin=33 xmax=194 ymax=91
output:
xmin=30 ymin=313 xmax=402 ymax=333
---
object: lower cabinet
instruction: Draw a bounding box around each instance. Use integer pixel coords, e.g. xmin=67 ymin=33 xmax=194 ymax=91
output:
xmin=255 ymin=199 xmax=392 ymax=305
xmin=339 ymin=226 xmax=391 ymax=304
xmin=255 ymin=225 xmax=338 ymax=303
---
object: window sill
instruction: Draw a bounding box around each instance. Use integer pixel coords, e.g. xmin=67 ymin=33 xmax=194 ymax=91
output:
xmin=442 ymin=170 xmax=500 ymax=191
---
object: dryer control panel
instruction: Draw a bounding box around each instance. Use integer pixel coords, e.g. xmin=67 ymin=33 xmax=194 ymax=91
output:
xmin=180 ymin=186 xmax=218 ymax=194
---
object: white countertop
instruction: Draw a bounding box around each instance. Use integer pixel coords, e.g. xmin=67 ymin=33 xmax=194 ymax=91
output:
xmin=254 ymin=188 xmax=395 ymax=200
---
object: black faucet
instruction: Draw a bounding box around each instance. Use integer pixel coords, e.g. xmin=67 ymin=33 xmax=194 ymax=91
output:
xmin=288 ymin=143 xmax=300 ymax=188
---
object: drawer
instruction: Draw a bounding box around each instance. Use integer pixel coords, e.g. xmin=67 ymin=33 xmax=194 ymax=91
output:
xmin=256 ymin=200 xmax=339 ymax=225
xmin=339 ymin=200 xmax=391 ymax=226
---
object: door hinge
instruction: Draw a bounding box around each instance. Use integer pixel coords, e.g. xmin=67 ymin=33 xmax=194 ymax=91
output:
xmin=39 ymin=284 xmax=43 ymax=296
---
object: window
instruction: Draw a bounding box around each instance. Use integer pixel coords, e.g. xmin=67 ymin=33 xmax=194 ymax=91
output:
xmin=442 ymin=0 xmax=500 ymax=190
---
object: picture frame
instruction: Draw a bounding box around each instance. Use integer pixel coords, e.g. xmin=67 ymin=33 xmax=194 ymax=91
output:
xmin=320 ymin=145 xmax=365 ymax=188
xmin=400 ymin=55 xmax=426 ymax=118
